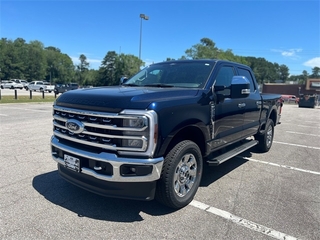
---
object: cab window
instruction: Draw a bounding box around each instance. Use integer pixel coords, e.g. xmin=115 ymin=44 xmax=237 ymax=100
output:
xmin=237 ymin=68 xmax=255 ymax=92
xmin=214 ymin=66 xmax=235 ymax=95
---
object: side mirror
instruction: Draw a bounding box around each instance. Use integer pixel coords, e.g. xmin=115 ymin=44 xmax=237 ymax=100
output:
xmin=230 ymin=76 xmax=250 ymax=98
xmin=120 ymin=76 xmax=128 ymax=85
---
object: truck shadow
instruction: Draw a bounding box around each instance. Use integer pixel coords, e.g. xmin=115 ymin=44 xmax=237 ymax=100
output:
xmin=32 ymin=171 xmax=176 ymax=222
xmin=201 ymin=150 xmax=251 ymax=187
xmin=32 ymin=151 xmax=252 ymax=222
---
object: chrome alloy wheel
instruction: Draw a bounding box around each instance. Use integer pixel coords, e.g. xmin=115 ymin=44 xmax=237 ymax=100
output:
xmin=173 ymin=153 xmax=197 ymax=197
xmin=266 ymin=124 xmax=273 ymax=148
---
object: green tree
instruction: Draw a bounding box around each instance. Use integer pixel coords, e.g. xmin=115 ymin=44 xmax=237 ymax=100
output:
xmin=245 ymin=57 xmax=278 ymax=84
xmin=0 ymin=38 xmax=29 ymax=80
xmin=76 ymin=54 xmax=89 ymax=85
xmin=98 ymin=51 xmax=118 ymax=86
xmin=185 ymin=38 xmax=219 ymax=59
xmin=45 ymin=47 xmax=75 ymax=84
xmin=311 ymin=67 xmax=320 ymax=78
xmin=116 ymin=54 xmax=141 ymax=79
xmin=279 ymin=64 xmax=289 ymax=81
xmin=25 ymin=40 xmax=46 ymax=81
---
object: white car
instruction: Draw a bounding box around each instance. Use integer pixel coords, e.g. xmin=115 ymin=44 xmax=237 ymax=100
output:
xmin=12 ymin=79 xmax=29 ymax=88
xmin=27 ymin=81 xmax=55 ymax=92
xmin=1 ymin=80 xmax=23 ymax=89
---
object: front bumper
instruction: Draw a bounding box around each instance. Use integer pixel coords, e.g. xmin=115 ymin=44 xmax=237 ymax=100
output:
xmin=51 ymin=136 xmax=164 ymax=200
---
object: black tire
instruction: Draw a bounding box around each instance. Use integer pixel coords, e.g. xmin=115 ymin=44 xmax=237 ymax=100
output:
xmin=1 ymin=86 xmax=3 ymax=89
xmin=10 ymin=86 xmax=14 ymax=89
xmin=255 ymin=119 xmax=274 ymax=153
xmin=155 ymin=140 xmax=203 ymax=209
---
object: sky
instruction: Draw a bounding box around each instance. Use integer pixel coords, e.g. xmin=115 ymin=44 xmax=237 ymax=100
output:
xmin=1 ymin=0 xmax=319 ymax=76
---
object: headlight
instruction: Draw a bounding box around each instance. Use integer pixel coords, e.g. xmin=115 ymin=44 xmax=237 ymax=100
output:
xmin=122 ymin=116 xmax=148 ymax=149
xmin=123 ymin=116 xmax=148 ymax=128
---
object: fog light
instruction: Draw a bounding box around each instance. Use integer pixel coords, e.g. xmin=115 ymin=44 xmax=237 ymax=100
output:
xmin=121 ymin=165 xmax=153 ymax=176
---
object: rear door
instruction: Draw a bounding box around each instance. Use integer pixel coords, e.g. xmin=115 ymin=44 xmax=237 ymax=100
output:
xmin=210 ymin=64 xmax=245 ymax=149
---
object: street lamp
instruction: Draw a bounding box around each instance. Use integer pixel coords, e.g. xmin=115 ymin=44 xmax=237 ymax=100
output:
xmin=139 ymin=13 xmax=149 ymax=60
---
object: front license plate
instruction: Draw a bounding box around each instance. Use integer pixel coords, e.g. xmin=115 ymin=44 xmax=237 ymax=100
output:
xmin=64 ymin=154 xmax=80 ymax=172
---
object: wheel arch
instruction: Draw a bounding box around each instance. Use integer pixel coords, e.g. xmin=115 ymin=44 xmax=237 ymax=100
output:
xmin=162 ymin=124 xmax=207 ymax=159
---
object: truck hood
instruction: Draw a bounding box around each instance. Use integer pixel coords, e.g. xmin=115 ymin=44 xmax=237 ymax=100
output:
xmin=55 ymin=86 xmax=200 ymax=112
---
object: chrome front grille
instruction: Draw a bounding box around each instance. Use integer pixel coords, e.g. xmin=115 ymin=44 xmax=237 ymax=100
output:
xmin=53 ymin=106 xmax=157 ymax=155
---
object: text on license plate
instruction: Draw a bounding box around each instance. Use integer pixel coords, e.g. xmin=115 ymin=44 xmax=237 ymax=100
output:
xmin=64 ymin=154 xmax=80 ymax=172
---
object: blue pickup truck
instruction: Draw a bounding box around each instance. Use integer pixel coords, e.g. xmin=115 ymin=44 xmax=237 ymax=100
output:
xmin=51 ymin=59 xmax=281 ymax=209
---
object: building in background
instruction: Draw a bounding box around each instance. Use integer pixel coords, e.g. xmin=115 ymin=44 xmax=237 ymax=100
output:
xmin=262 ymin=79 xmax=320 ymax=96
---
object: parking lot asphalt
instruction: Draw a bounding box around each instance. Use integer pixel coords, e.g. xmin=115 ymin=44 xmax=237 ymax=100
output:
xmin=0 ymin=103 xmax=319 ymax=240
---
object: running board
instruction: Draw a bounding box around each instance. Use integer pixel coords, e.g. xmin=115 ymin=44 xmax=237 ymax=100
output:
xmin=207 ymin=140 xmax=258 ymax=166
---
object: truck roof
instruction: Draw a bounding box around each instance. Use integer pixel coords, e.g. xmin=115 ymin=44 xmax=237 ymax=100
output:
xmin=151 ymin=59 xmax=250 ymax=69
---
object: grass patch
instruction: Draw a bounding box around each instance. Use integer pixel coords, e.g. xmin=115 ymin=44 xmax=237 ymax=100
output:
xmin=0 ymin=95 xmax=57 ymax=104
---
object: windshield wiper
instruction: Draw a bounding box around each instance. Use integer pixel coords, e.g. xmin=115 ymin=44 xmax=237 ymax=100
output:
xmin=122 ymin=83 xmax=140 ymax=87
xmin=143 ymin=84 xmax=174 ymax=88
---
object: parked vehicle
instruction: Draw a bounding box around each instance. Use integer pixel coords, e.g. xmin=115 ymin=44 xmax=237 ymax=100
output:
xmin=1 ymin=80 xmax=23 ymax=89
xmin=11 ymin=79 xmax=29 ymax=88
xmin=27 ymin=81 xmax=55 ymax=92
xmin=43 ymin=82 xmax=55 ymax=93
xmin=298 ymin=94 xmax=317 ymax=108
xmin=51 ymin=59 xmax=281 ymax=209
xmin=54 ymin=83 xmax=79 ymax=94
xmin=280 ymin=94 xmax=298 ymax=103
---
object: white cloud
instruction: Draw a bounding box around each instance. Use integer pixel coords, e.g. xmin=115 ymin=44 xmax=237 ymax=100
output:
xmin=71 ymin=56 xmax=102 ymax=69
xmin=271 ymin=48 xmax=302 ymax=58
xmin=303 ymin=57 xmax=320 ymax=68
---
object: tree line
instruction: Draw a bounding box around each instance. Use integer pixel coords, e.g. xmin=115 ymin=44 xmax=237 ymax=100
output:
xmin=0 ymin=37 xmax=319 ymax=86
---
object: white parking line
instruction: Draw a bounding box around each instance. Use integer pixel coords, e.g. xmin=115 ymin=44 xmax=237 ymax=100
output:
xmin=239 ymin=157 xmax=320 ymax=175
xmin=273 ymin=141 xmax=320 ymax=150
xmin=190 ymin=200 xmax=299 ymax=240
xmin=294 ymin=124 xmax=319 ymax=129
xmin=0 ymin=106 xmax=51 ymax=113
xmin=286 ymin=131 xmax=320 ymax=137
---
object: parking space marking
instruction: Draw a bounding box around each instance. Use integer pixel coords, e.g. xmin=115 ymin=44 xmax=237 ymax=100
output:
xmin=0 ymin=106 xmax=51 ymax=113
xmin=274 ymin=141 xmax=320 ymax=150
xmin=190 ymin=200 xmax=299 ymax=240
xmin=304 ymin=120 xmax=320 ymax=124
xmin=283 ymin=122 xmax=320 ymax=128
xmin=239 ymin=157 xmax=320 ymax=175
xmin=286 ymin=131 xmax=320 ymax=137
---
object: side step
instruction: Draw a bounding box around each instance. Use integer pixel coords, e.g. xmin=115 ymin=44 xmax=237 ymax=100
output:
xmin=207 ymin=140 xmax=258 ymax=166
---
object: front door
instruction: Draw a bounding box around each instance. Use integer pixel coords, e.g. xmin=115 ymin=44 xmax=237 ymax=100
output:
xmin=210 ymin=65 xmax=245 ymax=150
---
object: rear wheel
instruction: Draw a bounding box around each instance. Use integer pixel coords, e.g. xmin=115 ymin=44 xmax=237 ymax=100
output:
xmin=255 ymin=119 xmax=274 ymax=152
xmin=156 ymin=140 xmax=203 ymax=209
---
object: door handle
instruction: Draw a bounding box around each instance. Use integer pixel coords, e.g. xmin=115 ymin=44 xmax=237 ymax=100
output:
xmin=238 ymin=103 xmax=246 ymax=108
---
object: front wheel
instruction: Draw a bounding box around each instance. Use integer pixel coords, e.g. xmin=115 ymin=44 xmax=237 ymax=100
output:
xmin=255 ymin=119 xmax=274 ymax=152
xmin=155 ymin=140 xmax=203 ymax=209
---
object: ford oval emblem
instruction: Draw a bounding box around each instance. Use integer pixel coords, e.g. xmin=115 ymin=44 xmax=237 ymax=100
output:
xmin=66 ymin=119 xmax=84 ymax=134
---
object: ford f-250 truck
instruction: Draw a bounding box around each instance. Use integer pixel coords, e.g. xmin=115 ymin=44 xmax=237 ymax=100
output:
xmin=51 ymin=59 xmax=281 ymax=209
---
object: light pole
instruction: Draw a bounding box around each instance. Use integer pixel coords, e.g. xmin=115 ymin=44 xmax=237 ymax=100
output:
xmin=139 ymin=13 xmax=149 ymax=60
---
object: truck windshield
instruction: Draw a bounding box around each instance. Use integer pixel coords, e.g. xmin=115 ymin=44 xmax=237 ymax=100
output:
xmin=124 ymin=61 xmax=214 ymax=88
